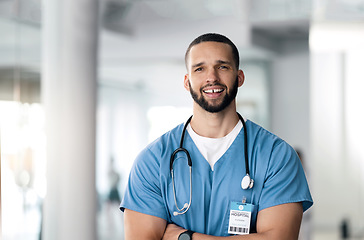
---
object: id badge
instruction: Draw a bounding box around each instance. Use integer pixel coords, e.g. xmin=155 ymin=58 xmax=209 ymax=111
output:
xmin=228 ymin=201 xmax=253 ymax=235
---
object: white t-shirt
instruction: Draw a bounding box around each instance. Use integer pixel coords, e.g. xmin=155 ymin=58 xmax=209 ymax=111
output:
xmin=187 ymin=120 xmax=243 ymax=171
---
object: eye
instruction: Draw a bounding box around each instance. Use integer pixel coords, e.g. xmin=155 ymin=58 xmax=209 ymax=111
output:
xmin=219 ymin=65 xmax=229 ymax=70
xmin=194 ymin=67 xmax=203 ymax=72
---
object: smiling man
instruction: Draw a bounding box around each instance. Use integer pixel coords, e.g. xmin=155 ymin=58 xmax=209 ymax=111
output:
xmin=120 ymin=33 xmax=313 ymax=240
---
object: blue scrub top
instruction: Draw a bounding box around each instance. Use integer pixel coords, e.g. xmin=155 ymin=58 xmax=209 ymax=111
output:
xmin=120 ymin=120 xmax=313 ymax=236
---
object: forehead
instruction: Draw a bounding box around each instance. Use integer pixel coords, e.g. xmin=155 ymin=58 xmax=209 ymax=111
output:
xmin=187 ymin=41 xmax=234 ymax=64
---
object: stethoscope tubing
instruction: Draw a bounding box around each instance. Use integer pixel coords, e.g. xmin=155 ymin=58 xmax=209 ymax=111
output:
xmin=238 ymin=112 xmax=250 ymax=177
xmin=170 ymin=116 xmax=193 ymax=171
xmin=170 ymin=113 xmax=252 ymax=216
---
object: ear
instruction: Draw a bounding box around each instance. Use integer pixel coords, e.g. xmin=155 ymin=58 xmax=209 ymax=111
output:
xmin=184 ymin=74 xmax=190 ymax=91
xmin=237 ymin=70 xmax=245 ymax=87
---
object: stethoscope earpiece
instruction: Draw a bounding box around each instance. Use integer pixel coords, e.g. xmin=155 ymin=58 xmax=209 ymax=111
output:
xmin=173 ymin=202 xmax=189 ymax=216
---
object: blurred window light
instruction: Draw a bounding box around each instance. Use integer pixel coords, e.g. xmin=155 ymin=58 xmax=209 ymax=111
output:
xmin=1 ymin=100 xmax=45 ymax=240
xmin=310 ymin=22 xmax=364 ymax=51
xmin=147 ymin=106 xmax=192 ymax=142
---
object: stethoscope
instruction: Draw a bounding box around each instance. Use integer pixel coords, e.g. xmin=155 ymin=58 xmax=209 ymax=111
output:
xmin=170 ymin=113 xmax=254 ymax=216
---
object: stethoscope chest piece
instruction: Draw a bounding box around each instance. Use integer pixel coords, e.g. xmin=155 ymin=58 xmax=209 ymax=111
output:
xmin=241 ymin=174 xmax=254 ymax=190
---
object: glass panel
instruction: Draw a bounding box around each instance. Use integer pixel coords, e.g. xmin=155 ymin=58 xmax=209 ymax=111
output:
xmin=1 ymin=1 xmax=42 ymax=239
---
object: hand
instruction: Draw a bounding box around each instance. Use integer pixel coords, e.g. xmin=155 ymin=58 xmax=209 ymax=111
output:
xmin=162 ymin=223 xmax=186 ymax=240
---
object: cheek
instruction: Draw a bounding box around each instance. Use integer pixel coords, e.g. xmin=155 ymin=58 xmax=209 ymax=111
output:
xmin=185 ymin=77 xmax=195 ymax=89
xmin=189 ymin=74 xmax=205 ymax=86
xmin=188 ymin=81 xmax=201 ymax=93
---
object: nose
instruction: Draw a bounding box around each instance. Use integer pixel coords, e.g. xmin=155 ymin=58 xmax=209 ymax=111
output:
xmin=206 ymin=68 xmax=219 ymax=83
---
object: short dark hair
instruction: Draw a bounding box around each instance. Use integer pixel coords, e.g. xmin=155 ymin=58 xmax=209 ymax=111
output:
xmin=185 ymin=33 xmax=240 ymax=70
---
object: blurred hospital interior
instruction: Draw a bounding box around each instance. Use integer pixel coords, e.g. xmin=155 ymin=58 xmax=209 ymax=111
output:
xmin=1 ymin=0 xmax=364 ymax=239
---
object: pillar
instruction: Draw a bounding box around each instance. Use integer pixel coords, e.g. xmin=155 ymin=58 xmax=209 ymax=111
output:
xmin=42 ymin=0 xmax=99 ymax=239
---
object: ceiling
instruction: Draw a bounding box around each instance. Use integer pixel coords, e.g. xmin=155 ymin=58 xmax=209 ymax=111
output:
xmin=1 ymin=0 xmax=364 ymax=92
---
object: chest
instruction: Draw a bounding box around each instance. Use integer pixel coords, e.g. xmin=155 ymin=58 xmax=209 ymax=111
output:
xmin=162 ymin=140 xmax=260 ymax=236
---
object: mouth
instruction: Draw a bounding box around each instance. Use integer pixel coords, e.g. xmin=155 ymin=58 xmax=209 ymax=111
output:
xmin=203 ymin=88 xmax=224 ymax=94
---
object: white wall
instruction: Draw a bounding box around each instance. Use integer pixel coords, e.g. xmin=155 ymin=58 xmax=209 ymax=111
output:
xmin=270 ymin=39 xmax=310 ymax=164
xmin=310 ymin=22 xmax=364 ymax=239
xmin=269 ymin=39 xmax=313 ymax=240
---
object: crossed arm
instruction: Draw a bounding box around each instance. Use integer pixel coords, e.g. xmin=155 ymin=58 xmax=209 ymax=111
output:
xmin=124 ymin=202 xmax=303 ymax=240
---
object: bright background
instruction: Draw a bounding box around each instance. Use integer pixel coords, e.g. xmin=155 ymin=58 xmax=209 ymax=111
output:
xmin=1 ymin=0 xmax=364 ymax=239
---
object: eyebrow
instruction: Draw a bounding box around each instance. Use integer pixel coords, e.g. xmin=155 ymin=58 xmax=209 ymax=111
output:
xmin=216 ymin=60 xmax=232 ymax=65
xmin=191 ymin=60 xmax=232 ymax=69
xmin=191 ymin=62 xmax=204 ymax=69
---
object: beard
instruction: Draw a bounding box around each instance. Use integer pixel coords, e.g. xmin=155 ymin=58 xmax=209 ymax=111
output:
xmin=188 ymin=77 xmax=239 ymax=113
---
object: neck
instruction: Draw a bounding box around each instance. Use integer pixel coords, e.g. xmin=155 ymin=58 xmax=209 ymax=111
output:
xmin=190 ymin=103 xmax=239 ymax=138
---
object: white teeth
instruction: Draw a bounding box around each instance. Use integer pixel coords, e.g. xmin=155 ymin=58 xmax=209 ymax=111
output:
xmin=204 ymin=89 xmax=223 ymax=93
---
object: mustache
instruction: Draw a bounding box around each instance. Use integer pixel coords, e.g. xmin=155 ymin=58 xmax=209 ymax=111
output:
xmin=200 ymin=83 xmax=227 ymax=90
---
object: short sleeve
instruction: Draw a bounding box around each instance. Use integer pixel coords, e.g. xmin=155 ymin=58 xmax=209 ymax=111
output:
xmin=120 ymin=147 xmax=168 ymax=220
xmin=258 ymin=141 xmax=313 ymax=212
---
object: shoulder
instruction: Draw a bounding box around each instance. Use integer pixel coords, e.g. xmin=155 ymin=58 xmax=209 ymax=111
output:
xmin=246 ymin=121 xmax=313 ymax=212
xmin=246 ymin=120 xmax=299 ymax=174
xmin=245 ymin=120 xmax=286 ymax=149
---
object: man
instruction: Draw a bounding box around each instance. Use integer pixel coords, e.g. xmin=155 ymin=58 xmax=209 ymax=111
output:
xmin=120 ymin=33 xmax=313 ymax=240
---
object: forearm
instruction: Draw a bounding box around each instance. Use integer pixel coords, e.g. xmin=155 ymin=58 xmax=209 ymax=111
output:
xmin=191 ymin=232 xmax=267 ymax=240
xmin=164 ymin=227 xmax=297 ymax=240
xmin=163 ymin=225 xmax=276 ymax=240
xmin=163 ymin=203 xmax=302 ymax=240
xmin=124 ymin=209 xmax=167 ymax=240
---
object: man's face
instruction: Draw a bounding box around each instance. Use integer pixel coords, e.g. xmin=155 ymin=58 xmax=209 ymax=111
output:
xmin=184 ymin=41 xmax=244 ymax=113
